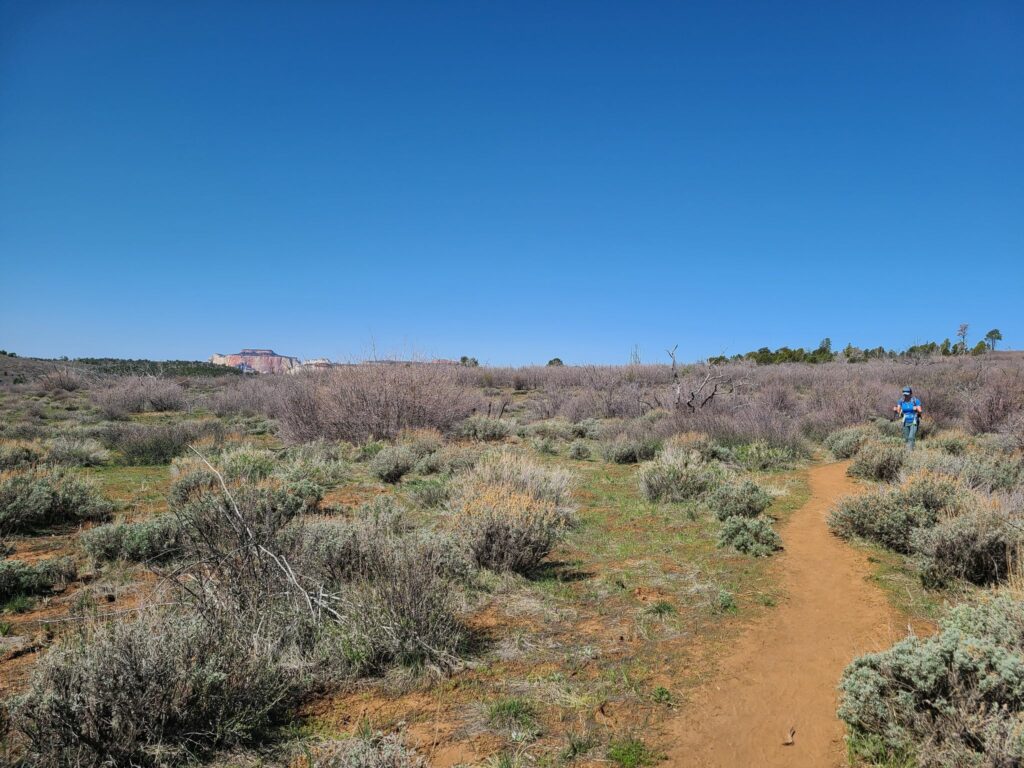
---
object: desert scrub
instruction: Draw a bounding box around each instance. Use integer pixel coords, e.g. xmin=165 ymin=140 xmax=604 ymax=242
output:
xmin=455 ymin=485 xmax=574 ymax=574
xmin=912 ymin=506 xmax=1022 ymax=588
xmin=81 ymin=514 xmax=183 ymax=564
xmin=823 ymin=425 xmax=873 ymax=459
xmin=0 ymin=442 xmax=45 ymax=470
xmin=848 ymin=440 xmax=905 ymax=482
xmin=460 ymin=450 xmax=574 ymax=507
xmin=568 ymin=439 xmax=591 ymax=460
xmin=99 ymin=421 xmax=218 ymax=465
xmin=91 ymin=376 xmax=186 ymax=418
xmin=309 ymin=734 xmax=425 ymax=767
xmin=369 ymin=445 xmax=417 ymax=483
xmin=43 ymin=436 xmax=110 ymax=467
xmin=0 ymin=557 xmax=76 ymax=603
xmin=828 ymin=492 xmax=935 ymax=554
xmin=487 ymin=697 xmax=540 ymax=741
xmin=828 ymin=472 xmax=973 ymax=554
xmin=0 ymin=467 xmax=112 ymax=534
xmin=637 ymin=449 xmax=726 ymax=503
xmin=733 ymin=440 xmax=801 ymax=471
xmin=406 ymin=478 xmax=450 ymax=508
xmin=839 ymin=595 xmax=1024 ymax=768
xmin=12 ymin=609 xmax=301 ymax=767
xmin=601 ymin=436 xmax=659 ymax=465
xmin=905 ymin=448 xmax=1023 ymax=493
xmin=332 ymin=533 xmax=468 ymax=671
xmin=718 ymin=516 xmax=782 ymax=556
xmin=708 ymin=479 xmax=772 ymax=520
xmin=456 ymin=416 xmax=513 ymax=441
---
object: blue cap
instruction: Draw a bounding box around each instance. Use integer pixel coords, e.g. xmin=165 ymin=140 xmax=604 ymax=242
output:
xmin=902 ymin=387 xmax=912 ymax=395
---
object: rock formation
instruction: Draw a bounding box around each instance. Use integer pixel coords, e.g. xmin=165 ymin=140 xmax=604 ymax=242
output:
xmin=209 ymin=349 xmax=300 ymax=374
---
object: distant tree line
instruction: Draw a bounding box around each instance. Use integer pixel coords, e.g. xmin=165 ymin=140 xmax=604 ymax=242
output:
xmin=74 ymin=358 xmax=242 ymax=377
xmin=709 ymin=327 xmax=1004 ymax=366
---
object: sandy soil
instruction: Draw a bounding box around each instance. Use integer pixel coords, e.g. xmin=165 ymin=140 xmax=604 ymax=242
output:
xmin=662 ymin=461 xmax=910 ymax=767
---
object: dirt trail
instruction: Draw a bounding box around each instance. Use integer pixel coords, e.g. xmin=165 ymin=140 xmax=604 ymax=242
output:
xmin=664 ymin=461 xmax=908 ymax=767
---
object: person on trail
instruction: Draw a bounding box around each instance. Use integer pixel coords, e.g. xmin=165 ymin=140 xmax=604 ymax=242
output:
xmin=893 ymin=386 xmax=922 ymax=449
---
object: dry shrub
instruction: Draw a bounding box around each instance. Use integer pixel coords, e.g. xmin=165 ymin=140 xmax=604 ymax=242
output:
xmin=310 ymin=734 xmax=425 ymax=767
xmin=453 ymin=451 xmax=576 ymax=574
xmin=460 ymin=450 xmax=573 ymax=506
xmin=91 ymin=376 xmax=185 ymax=418
xmin=13 ymin=609 xmax=301 ymax=768
xmin=37 ymin=367 xmax=86 ymax=392
xmin=455 ymin=485 xmax=573 ymax=574
xmin=0 ymin=441 xmax=45 ymax=470
xmin=276 ymin=366 xmax=479 ymax=443
xmin=100 ymin=421 xmax=219 ymax=465
xmin=44 ymin=436 xmax=110 ymax=467
xmin=455 ymin=415 xmax=513 ymax=441
xmin=913 ymin=505 xmax=1021 ymax=588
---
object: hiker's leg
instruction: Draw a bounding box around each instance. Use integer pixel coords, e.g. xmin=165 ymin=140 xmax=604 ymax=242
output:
xmin=906 ymin=423 xmax=918 ymax=450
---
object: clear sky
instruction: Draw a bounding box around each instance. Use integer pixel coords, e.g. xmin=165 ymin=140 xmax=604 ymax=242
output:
xmin=1 ymin=1 xmax=1021 ymax=365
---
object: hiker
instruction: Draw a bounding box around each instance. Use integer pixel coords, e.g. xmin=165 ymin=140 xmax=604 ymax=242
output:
xmin=893 ymin=386 xmax=922 ymax=449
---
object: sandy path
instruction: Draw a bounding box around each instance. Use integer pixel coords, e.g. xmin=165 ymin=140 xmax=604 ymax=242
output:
xmin=663 ymin=461 xmax=908 ymax=767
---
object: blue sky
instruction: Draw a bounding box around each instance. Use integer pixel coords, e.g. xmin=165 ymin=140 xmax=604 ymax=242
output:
xmin=1 ymin=1 xmax=1021 ymax=365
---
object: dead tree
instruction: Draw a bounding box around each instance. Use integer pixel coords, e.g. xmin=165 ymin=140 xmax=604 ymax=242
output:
xmin=685 ymin=362 xmax=731 ymax=412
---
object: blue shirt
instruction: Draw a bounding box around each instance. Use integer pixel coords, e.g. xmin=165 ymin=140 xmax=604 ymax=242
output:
xmin=898 ymin=397 xmax=921 ymax=424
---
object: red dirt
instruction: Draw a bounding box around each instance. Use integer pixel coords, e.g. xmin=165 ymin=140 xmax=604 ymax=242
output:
xmin=663 ymin=461 xmax=912 ymax=767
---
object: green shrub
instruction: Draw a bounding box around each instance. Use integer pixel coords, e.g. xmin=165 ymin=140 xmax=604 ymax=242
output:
xmin=839 ymin=596 xmax=1024 ymax=768
xmin=456 ymin=416 xmax=512 ymax=441
xmin=733 ymin=440 xmax=801 ymax=470
xmin=708 ymin=479 xmax=772 ymax=520
xmin=907 ymin=450 xmax=1022 ymax=493
xmin=219 ymin=446 xmax=277 ymax=482
xmin=930 ymin=430 xmax=971 ymax=456
xmin=0 ymin=443 xmax=45 ymax=470
xmin=848 ymin=440 xmax=905 ymax=482
xmin=277 ymin=440 xmax=349 ymax=487
xmin=0 ymin=557 xmax=76 ymax=603
xmin=531 ymin=437 xmax=558 ymax=455
xmin=406 ymin=478 xmax=450 ymax=509
xmin=44 ymin=436 xmax=110 ymax=467
xmin=571 ymin=419 xmax=601 ymax=440
xmin=13 ymin=609 xmax=300 ymax=767
xmin=637 ymin=450 xmax=725 ymax=503
xmin=601 ymin=437 xmax=659 ymax=465
xmin=0 ymin=468 xmax=112 ymax=534
xmin=568 ymin=440 xmax=591 ymax=460
xmin=824 ymin=426 xmax=873 ymax=459
xmin=81 ymin=515 xmax=183 ymax=564
xmin=828 ymin=493 xmax=934 ymax=554
xmin=369 ymin=445 xmax=417 ymax=484
xmin=912 ymin=508 xmax=1021 ymax=588
xmin=718 ymin=516 xmax=781 ymax=557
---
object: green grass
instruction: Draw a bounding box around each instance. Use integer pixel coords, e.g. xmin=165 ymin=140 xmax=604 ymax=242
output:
xmin=607 ymin=737 xmax=659 ymax=767
xmin=487 ymin=697 xmax=540 ymax=741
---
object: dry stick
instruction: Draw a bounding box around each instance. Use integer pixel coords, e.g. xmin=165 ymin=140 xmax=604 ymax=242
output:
xmin=186 ymin=445 xmax=345 ymax=623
